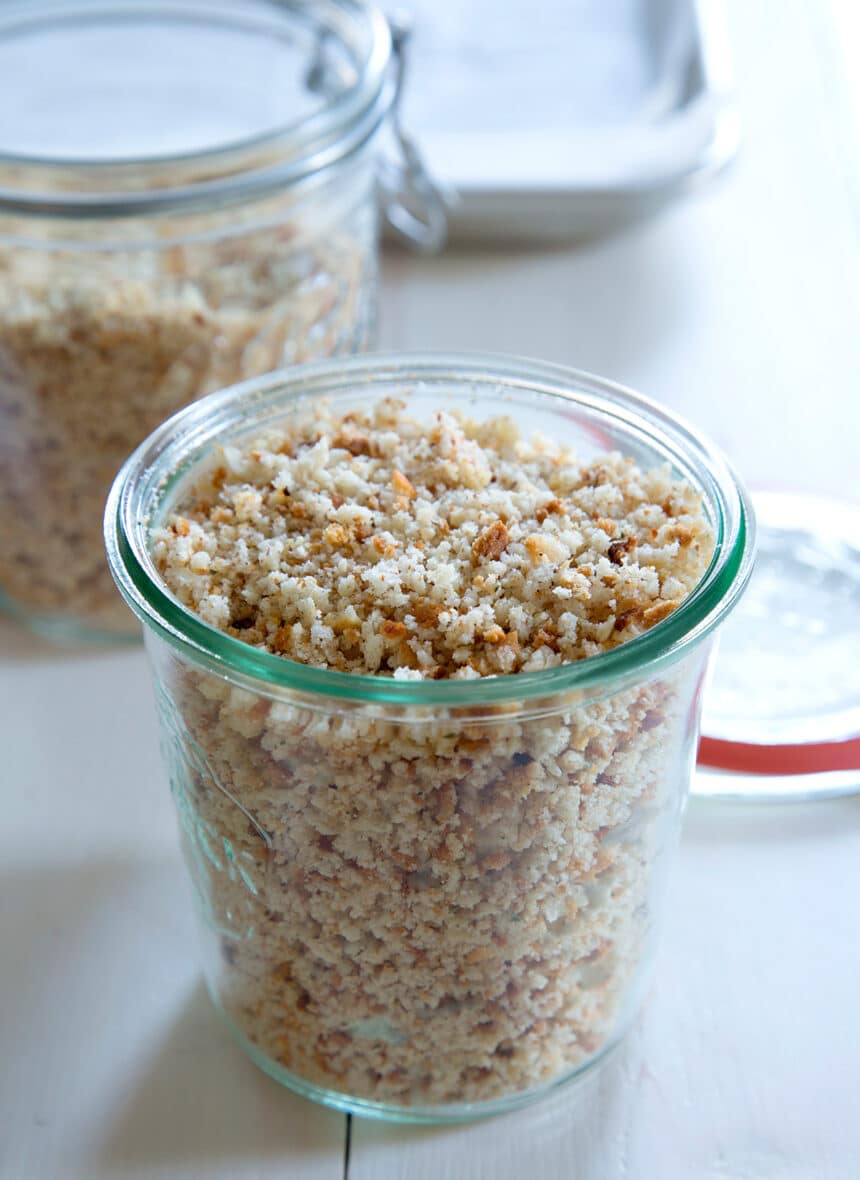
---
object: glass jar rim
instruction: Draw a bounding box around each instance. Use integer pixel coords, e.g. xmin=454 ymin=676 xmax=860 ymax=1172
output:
xmin=105 ymin=351 xmax=755 ymax=706
xmin=0 ymin=0 xmax=394 ymax=219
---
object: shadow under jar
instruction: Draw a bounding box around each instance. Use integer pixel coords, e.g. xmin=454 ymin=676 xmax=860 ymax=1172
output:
xmin=0 ymin=0 xmax=433 ymax=640
xmin=104 ymin=354 xmax=754 ymax=1121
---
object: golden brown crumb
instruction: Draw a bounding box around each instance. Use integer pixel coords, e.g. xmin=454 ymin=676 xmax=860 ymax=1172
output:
xmin=535 ymin=498 xmax=565 ymax=524
xmin=413 ymin=599 xmax=444 ymax=628
xmin=392 ymin=469 xmax=417 ymax=499
xmin=642 ymin=600 xmax=681 ymax=625
xmin=472 ymin=520 xmax=511 ymax=562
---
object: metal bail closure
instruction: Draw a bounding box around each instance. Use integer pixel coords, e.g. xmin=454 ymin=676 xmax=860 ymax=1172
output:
xmin=378 ymin=13 xmax=451 ymax=253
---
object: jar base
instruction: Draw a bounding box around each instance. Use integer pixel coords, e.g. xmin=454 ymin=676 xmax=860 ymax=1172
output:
xmin=213 ymin=995 xmax=628 ymax=1125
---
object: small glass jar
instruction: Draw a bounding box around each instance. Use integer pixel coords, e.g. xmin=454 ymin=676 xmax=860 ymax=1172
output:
xmin=105 ymin=354 xmax=754 ymax=1122
xmin=0 ymin=0 xmax=441 ymax=641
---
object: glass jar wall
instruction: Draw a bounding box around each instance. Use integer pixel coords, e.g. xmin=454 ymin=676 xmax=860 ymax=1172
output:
xmin=0 ymin=0 xmax=403 ymax=638
xmin=105 ymin=355 xmax=754 ymax=1120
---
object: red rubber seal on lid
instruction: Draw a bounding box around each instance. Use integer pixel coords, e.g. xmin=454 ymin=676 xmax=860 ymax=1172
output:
xmin=698 ymin=735 xmax=860 ymax=775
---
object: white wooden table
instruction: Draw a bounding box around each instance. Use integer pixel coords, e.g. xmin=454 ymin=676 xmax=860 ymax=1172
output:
xmin=2 ymin=3 xmax=859 ymax=1177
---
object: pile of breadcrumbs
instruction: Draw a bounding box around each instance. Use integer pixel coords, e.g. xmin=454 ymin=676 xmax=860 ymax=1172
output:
xmin=0 ymin=218 xmax=371 ymax=632
xmin=154 ymin=398 xmax=710 ymax=675
xmin=151 ymin=398 xmax=714 ymax=1109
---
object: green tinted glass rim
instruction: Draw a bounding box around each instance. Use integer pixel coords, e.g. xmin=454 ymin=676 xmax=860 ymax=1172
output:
xmin=106 ymin=352 xmax=755 ymax=705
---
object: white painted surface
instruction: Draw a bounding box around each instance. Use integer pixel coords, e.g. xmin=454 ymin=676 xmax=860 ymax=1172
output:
xmin=2 ymin=2 xmax=859 ymax=1178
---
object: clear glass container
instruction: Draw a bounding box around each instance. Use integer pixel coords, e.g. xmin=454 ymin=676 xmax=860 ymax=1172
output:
xmin=104 ymin=354 xmax=754 ymax=1122
xmin=0 ymin=0 xmax=440 ymax=641
xmin=694 ymin=491 xmax=860 ymax=801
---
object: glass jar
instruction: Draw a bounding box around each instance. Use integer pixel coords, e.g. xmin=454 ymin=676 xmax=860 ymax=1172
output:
xmin=0 ymin=0 xmax=442 ymax=641
xmin=104 ymin=354 xmax=754 ymax=1122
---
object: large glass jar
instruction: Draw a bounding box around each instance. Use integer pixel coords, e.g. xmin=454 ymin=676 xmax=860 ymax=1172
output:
xmin=105 ymin=355 xmax=754 ymax=1122
xmin=0 ymin=0 xmax=441 ymax=640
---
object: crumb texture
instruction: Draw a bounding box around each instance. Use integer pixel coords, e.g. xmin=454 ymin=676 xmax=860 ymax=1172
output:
xmin=0 ymin=209 xmax=373 ymax=631
xmin=153 ymin=399 xmax=713 ymax=676
xmin=150 ymin=399 xmax=714 ymax=1110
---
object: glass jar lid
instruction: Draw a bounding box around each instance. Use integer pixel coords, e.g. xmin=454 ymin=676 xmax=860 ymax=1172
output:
xmin=0 ymin=0 xmax=443 ymax=239
xmin=695 ymin=490 xmax=860 ymax=800
xmin=0 ymin=0 xmax=375 ymax=164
